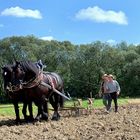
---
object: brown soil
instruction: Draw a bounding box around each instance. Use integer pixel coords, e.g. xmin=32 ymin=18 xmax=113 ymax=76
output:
xmin=128 ymin=99 xmax=140 ymax=104
xmin=0 ymin=104 xmax=140 ymax=140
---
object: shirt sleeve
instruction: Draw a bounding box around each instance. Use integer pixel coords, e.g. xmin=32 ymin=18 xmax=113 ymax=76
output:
xmin=115 ymin=80 xmax=121 ymax=92
xmin=103 ymin=82 xmax=109 ymax=93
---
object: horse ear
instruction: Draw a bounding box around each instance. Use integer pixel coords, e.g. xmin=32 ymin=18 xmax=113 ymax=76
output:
xmin=13 ymin=61 xmax=20 ymax=68
xmin=15 ymin=61 xmax=20 ymax=66
xmin=1 ymin=65 xmax=5 ymax=70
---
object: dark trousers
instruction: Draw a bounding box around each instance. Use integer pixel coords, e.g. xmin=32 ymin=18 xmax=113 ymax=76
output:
xmin=110 ymin=92 xmax=118 ymax=112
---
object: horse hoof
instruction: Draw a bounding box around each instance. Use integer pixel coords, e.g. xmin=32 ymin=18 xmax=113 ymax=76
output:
xmin=15 ymin=119 xmax=21 ymax=125
xmin=51 ymin=115 xmax=60 ymax=121
xmin=51 ymin=117 xmax=58 ymax=121
xmin=26 ymin=116 xmax=34 ymax=122
xmin=40 ymin=112 xmax=48 ymax=121
xmin=41 ymin=116 xmax=48 ymax=121
xmin=51 ymin=117 xmax=60 ymax=121
xmin=35 ymin=115 xmax=42 ymax=121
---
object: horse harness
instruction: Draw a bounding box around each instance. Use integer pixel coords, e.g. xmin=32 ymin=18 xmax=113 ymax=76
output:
xmin=7 ymin=71 xmax=58 ymax=93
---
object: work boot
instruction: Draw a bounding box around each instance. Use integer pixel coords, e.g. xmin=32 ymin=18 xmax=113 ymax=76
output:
xmin=115 ymin=106 xmax=118 ymax=112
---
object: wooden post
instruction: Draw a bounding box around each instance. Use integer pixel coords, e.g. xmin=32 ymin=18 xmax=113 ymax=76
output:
xmin=90 ymin=92 xmax=92 ymax=98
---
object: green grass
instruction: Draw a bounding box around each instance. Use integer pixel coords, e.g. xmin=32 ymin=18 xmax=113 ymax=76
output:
xmin=64 ymin=98 xmax=129 ymax=108
xmin=0 ymin=98 xmax=129 ymax=117
xmin=0 ymin=104 xmax=17 ymax=116
xmin=0 ymin=104 xmax=38 ymax=118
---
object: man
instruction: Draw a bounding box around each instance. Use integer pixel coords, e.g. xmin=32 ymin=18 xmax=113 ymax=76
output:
xmin=99 ymin=74 xmax=112 ymax=112
xmin=35 ymin=60 xmax=46 ymax=71
xmin=105 ymin=74 xmax=121 ymax=112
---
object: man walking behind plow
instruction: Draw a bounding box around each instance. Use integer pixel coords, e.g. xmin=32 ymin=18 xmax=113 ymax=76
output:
xmin=105 ymin=74 xmax=121 ymax=112
xmin=99 ymin=74 xmax=112 ymax=113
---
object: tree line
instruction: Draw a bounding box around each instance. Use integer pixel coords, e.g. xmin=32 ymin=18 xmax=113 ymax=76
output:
xmin=0 ymin=36 xmax=140 ymax=103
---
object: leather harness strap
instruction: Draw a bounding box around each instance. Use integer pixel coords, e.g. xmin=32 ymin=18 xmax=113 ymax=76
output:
xmin=22 ymin=72 xmax=44 ymax=89
xmin=46 ymin=74 xmax=57 ymax=89
xmin=7 ymin=72 xmax=58 ymax=93
xmin=8 ymin=72 xmax=44 ymax=92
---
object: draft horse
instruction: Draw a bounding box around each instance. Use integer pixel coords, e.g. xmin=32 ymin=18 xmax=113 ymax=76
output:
xmin=12 ymin=60 xmax=64 ymax=121
xmin=2 ymin=64 xmax=34 ymax=123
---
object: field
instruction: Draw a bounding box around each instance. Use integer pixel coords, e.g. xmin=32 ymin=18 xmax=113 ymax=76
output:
xmin=0 ymin=98 xmax=128 ymax=117
xmin=0 ymin=98 xmax=140 ymax=140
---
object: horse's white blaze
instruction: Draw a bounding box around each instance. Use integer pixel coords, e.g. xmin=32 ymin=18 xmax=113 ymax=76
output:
xmin=4 ymin=72 xmax=7 ymax=75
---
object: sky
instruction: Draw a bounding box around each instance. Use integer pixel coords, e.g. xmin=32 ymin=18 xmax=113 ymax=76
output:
xmin=0 ymin=0 xmax=140 ymax=45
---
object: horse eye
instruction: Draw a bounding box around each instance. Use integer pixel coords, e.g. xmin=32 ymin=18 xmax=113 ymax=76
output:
xmin=4 ymin=72 xmax=7 ymax=76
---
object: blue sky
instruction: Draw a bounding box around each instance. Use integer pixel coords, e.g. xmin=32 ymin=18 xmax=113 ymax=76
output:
xmin=0 ymin=0 xmax=140 ymax=44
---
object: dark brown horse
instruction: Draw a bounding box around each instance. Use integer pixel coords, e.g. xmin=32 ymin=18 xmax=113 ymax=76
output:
xmin=2 ymin=64 xmax=34 ymax=123
xmin=6 ymin=60 xmax=65 ymax=122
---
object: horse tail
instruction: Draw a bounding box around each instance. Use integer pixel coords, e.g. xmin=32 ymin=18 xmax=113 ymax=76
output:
xmin=59 ymin=89 xmax=64 ymax=108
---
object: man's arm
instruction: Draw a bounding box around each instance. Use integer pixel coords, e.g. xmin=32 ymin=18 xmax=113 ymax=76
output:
xmin=115 ymin=80 xmax=121 ymax=95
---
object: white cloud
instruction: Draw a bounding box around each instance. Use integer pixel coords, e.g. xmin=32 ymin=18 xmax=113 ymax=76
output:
xmin=1 ymin=6 xmax=42 ymax=19
xmin=40 ymin=36 xmax=54 ymax=41
xmin=106 ymin=39 xmax=116 ymax=44
xmin=0 ymin=24 xmax=4 ymax=27
xmin=134 ymin=43 xmax=140 ymax=46
xmin=75 ymin=6 xmax=128 ymax=25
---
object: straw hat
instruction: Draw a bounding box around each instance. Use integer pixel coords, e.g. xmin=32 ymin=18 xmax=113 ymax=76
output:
xmin=108 ymin=74 xmax=114 ymax=79
xmin=102 ymin=74 xmax=108 ymax=79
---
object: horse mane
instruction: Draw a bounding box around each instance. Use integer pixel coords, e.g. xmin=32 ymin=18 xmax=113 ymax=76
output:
xmin=19 ymin=60 xmax=39 ymax=79
xmin=3 ymin=64 xmax=13 ymax=71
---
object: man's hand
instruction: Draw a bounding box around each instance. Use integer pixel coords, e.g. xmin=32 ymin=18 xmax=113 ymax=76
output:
xmin=116 ymin=91 xmax=120 ymax=96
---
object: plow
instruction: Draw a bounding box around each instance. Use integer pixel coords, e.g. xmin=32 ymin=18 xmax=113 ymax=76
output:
xmin=41 ymin=81 xmax=95 ymax=117
xmin=58 ymin=98 xmax=95 ymax=117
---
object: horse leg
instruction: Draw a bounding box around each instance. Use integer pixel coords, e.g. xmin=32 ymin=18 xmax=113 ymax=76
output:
xmin=50 ymin=89 xmax=64 ymax=121
xmin=49 ymin=94 xmax=61 ymax=121
xmin=22 ymin=102 xmax=34 ymax=122
xmin=22 ymin=102 xmax=28 ymax=121
xmin=35 ymin=96 xmax=49 ymax=121
xmin=28 ymin=102 xmax=34 ymax=121
xmin=13 ymin=102 xmax=21 ymax=124
xmin=35 ymin=103 xmax=42 ymax=121
xmin=35 ymin=95 xmax=49 ymax=121
xmin=34 ymin=100 xmax=48 ymax=121
xmin=35 ymin=104 xmax=48 ymax=121
xmin=43 ymin=98 xmax=49 ymax=114
xmin=59 ymin=89 xmax=64 ymax=108
xmin=41 ymin=99 xmax=49 ymax=120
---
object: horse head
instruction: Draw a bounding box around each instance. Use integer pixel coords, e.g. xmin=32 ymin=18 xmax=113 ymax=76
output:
xmin=2 ymin=64 xmax=15 ymax=90
xmin=2 ymin=62 xmax=25 ymax=92
xmin=13 ymin=61 xmax=25 ymax=81
xmin=12 ymin=60 xmax=39 ymax=83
